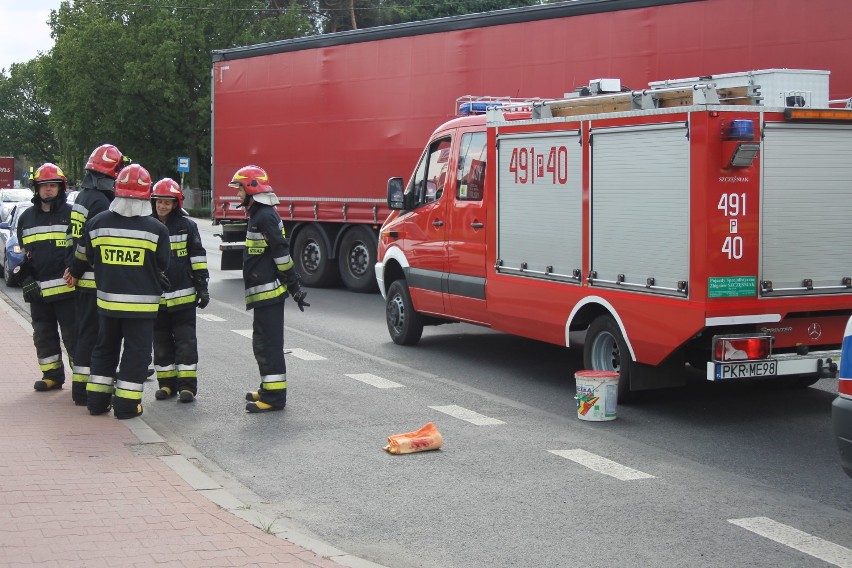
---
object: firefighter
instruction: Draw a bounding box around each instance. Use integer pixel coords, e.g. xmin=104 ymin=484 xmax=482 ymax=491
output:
xmin=63 ymin=143 xmax=127 ymax=406
xmin=67 ymin=164 xmax=170 ymax=418
xmin=228 ymin=165 xmax=309 ymax=413
xmin=150 ymin=178 xmax=209 ymax=403
xmin=16 ymin=163 xmax=76 ymax=395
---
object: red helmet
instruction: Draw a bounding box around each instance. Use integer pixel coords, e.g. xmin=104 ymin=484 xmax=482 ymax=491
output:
xmin=32 ymin=163 xmax=68 ymax=192
xmin=114 ymin=164 xmax=152 ymax=200
xmin=151 ymin=178 xmax=184 ymax=207
xmin=228 ymin=165 xmax=273 ymax=195
xmin=85 ymin=144 xmax=124 ymax=177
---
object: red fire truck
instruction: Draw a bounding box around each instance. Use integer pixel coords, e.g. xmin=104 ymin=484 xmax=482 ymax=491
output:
xmin=211 ymin=0 xmax=852 ymax=294
xmin=376 ymin=69 xmax=852 ymax=396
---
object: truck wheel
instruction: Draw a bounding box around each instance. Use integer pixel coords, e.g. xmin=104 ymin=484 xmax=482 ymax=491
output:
xmin=338 ymin=226 xmax=378 ymax=293
xmin=584 ymin=315 xmax=632 ymax=399
xmin=293 ymin=226 xmax=338 ymax=287
xmin=386 ymin=280 xmax=423 ymax=345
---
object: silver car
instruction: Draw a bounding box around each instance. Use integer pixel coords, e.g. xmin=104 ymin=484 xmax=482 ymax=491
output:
xmin=0 ymin=188 xmax=34 ymax=223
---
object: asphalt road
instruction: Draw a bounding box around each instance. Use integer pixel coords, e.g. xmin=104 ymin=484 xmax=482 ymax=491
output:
xmin=4 ymin=217 xmax=851 ymax=568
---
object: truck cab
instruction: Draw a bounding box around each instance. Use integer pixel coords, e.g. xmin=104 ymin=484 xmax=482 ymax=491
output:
xmin=378 ymin=114 xmax=491 ymax=341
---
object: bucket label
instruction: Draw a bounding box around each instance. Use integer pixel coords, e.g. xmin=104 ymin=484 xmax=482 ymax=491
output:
xmin=576 ymin=384 xmax=600 ymax=416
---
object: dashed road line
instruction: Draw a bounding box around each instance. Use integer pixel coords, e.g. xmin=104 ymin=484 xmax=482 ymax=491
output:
xmin=429 ymin=405 xmax=505 ymax=425
xmin=289 ymin=348 xmax=326 ymax=361
xmin=548 ymin=449 xmax=655 ymax=480
xmin=198 ymin=314 xmax=225 ymax=322
xmin=233 ymin=329 xmax=252 ymax=339
xmin=728 ymin=517 xmax=852 ymax=568
xmin=345 ymin=373 xmax=403 ymax=389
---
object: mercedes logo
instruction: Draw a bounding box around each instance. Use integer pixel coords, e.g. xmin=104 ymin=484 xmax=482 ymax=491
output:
xmin=807 ymin=323 xmax=822 ymax=341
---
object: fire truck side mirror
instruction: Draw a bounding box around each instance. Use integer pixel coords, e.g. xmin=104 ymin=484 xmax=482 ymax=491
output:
xmin=387 ymin=177 xmax=407 ymax=210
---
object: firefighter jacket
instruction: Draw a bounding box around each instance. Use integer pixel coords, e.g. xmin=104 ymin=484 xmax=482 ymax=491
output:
xmin=67 ymin=173 xmax=115 ymax=293
xmin=74 ymin=209 xmax=170 ymax=319
xmin=155 ymin=209 xmax=209 ymax=311
xmin=17 ymin=197 xmax=75 ymax=303
xmin=242 ymin=201 xmax=296 ymax=310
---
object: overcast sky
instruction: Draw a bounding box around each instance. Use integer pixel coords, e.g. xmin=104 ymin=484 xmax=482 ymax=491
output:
xmin=0 ymin=0 xmax=62 ymax=74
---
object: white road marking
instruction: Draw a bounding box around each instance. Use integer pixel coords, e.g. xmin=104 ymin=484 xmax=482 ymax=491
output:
xmin=548 ymin=449 xmax=655 ymax=480
xmin=345 ymin=373 xmax=403 ymax=389
xmin=197 ymin=314 xmax=225 ymax=322
xmin=232 ymin=331 xmax=325 ymax=359
xmin=429 ymin=405 xmax=505 ymax=425
xmin=728 ymin=517 xmax=852 ymax=568
xmin=289 ymin=348 xmax=326 ymax=361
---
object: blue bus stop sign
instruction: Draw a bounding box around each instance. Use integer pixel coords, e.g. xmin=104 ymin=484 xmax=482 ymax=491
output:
xmin=177 ymin=157 xmax=190 ymax=173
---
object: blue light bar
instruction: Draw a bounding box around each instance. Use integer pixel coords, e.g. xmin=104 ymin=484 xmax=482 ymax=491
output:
xmin=725 ymin=119 xmax=755 ymax=141
xmin=458 ymin=101 xmax=502 ymax=115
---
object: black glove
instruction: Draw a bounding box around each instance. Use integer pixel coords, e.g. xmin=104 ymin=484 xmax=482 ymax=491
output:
xmin=196 ymin=289 xmax=210 ymax=309
xmin=158 ymin=271 xmax=171 ymax=292
xmin=288 ymin=283 xmax=310 ymax=312
xmin=22 ymin=277 xmax=42 ymax=303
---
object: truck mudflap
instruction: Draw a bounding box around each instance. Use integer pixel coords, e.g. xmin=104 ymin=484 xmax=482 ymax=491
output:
xmin=219 ymin=242 xmax=245 ymax=270
xmin=706 ymin=350 xmax=841 ymax=381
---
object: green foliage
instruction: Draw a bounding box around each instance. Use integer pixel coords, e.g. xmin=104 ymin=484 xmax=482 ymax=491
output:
xmin=0 ymin=58 xmax=58 ymax=166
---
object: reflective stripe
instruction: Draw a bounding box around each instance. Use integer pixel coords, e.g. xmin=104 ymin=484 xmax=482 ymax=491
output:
xmin=274 ymin=255 xmax=294 ymax=272
xmin=155 ymin=364 xmax=176 ymax=372
xmin=190 ymin=255 xmax=207 ymax=270
xmin=71 ymin=204 xmax=90 ymax=218
xmin=245 ymin=281 xmax=280 ymax=297
xmin=77 ymin=277 xmax=96 ymax=289
xmin=177 ymin=364 xmax=197 ymax=378
xmin=21 ymin=226 xmax=69 ymax=246
xmin=90 ymin=226 xmax=162 ymax=244
xmin=246 ymin=284 xmax=284 ymax=305
xmin=169 ymin=234 xmax=188 ymax=244
xmin=99 ymin=291 xmax=162 ymax=304
xmin=97 ymin=298 xmax=160 ymax=313
xmin=115 ymin=380 xmax=143 ymax=392
xmin=38 ymin=353 xmax=62 ymax=372
xmin=72 ymin=365 xmax=90 ymax=383
xmin=114 ymin=388 xmax=143 ymax=400
xmin=246 ymin=230 xmax=265 ymax=241
xmin=75 ymin=243 xmax=87 ymax=261
xmin=261 ymin=373 xmax=287 ymax=391
xmin=87 ymin=374 xmax=115 ymax=392
xmin=162 ymin=287 xmax=196 ymax=303
xmin=39 ymin=278 xmax=74 ymax=297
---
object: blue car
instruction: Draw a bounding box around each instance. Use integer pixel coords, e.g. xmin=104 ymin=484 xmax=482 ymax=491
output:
xmin=0 ymin=202 xmax=33 ymax=287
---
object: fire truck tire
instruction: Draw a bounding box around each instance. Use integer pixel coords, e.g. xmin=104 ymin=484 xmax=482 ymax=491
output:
xmin=293 ymin=226 xmax=339 ymax=288
xmin=584 ymin=315 xmax=632 ymax=400
xmin=386 ymin=279 xmax=423 ymax=345
xmin=338 ymin=226 xmax=378 ymax=293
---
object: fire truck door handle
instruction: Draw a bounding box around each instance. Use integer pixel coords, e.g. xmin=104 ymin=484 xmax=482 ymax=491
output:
xmin=432 ymin=220 xmax=444 ymax=227
xmin=470 ymin=222 xmax=484 ymax=229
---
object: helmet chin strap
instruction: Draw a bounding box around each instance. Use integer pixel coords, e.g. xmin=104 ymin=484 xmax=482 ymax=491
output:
xmin=241 ymin=195 xmax=253 ymax=208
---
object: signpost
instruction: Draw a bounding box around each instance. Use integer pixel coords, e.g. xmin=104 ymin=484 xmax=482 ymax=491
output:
xmin=177 ymin=156 xmax=190 ymax=188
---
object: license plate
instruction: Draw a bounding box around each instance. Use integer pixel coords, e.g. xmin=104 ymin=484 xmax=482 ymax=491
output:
xmin=715 ymin=360 xmax=777 ymax=380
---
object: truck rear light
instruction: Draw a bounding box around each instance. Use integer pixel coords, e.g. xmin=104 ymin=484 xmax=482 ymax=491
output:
xmin=712 ymin=335 xmax=772 ymax=362
xmin=723 ymin=119 xmax=755 ymax=141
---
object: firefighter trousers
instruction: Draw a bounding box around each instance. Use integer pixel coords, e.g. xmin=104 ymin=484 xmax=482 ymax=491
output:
xmin=87 ymin=315 xmax=154 ymax=418
xmin=251 ymin=301 xmax=287 ymax=409
xmin=30 ymin=297 xmax=76 ymax=383
xmin=72 ymin=291 xmax=99 ymax=405
xmin=153 ymin=307 xmax=198 ymax=396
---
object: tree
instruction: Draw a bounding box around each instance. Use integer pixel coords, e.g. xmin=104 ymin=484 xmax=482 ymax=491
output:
xmin=42 ymin=0 xmax=313 ymax=188
xmin=0 ymin=58 xmax=58 ymax=167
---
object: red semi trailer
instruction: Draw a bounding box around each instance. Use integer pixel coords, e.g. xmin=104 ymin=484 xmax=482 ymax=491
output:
xmin=211 ymin=0 xmax=852 ymax=293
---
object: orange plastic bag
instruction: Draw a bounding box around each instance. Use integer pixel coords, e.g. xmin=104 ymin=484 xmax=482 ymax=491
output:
xmin=384 ymin=422 xmax=443 ymax=454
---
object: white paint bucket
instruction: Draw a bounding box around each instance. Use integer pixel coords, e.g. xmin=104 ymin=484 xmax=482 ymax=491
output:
xmin=575 ymin=370 xmax=619 ymax=421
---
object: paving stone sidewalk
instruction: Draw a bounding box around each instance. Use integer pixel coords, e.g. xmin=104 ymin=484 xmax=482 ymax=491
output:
xmin=0 ymin=298 xmax=361 ymax=568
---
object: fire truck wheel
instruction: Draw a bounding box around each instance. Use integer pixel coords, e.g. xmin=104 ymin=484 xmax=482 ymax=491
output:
xmin=584 ymin=315 xmax=632 ymax=400
xmin=293 ymin=226 xmax=339 ymax=287
xmin=386 ymin=279 xmax=423 ymax=345
xmin=338 ymin=226 xmax=379 ymax=293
